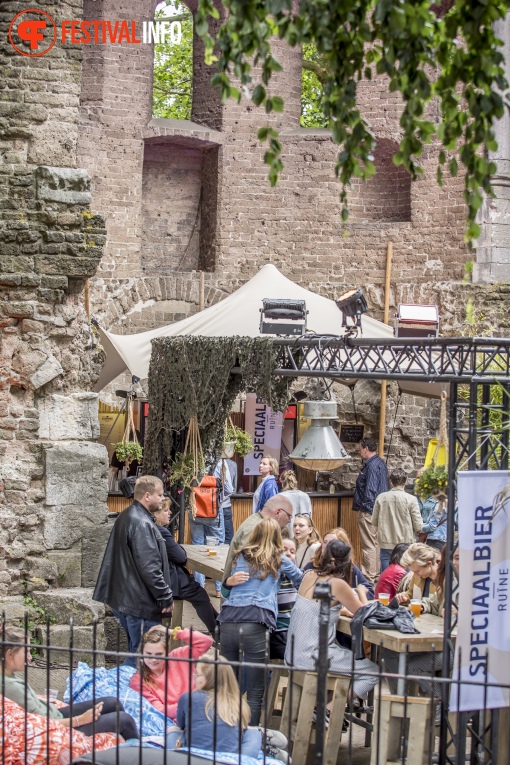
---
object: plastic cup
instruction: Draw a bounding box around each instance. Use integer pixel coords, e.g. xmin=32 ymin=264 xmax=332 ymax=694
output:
xmin=378 ymin=593 xmax=390 ymax=606
xmin=48 ymin=689 xmax=58 ymax=702
xmin=206 ymin=536 xmax=218 ymax=547
xmin=410 ymin=599 xmax=422 ymax=618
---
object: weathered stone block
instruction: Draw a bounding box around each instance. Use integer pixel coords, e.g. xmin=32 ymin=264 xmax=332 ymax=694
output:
xmin=38 ymin=393 xmax=100 ymax=441
xmin=0 ymin=596 xmax=38 ymax=626
xmin=81 ymin=524 xmax=111 ymax=588
xmin=104 ymin=615 xmax=128 ymax=654
xmin=46 ymin=550 xmax=82 ymax=588
xmin=37 ymin=624 xmax=107 ymax=665
xmin=28 ymin=354 xmax=63 ymax=390
xmin=35 ymin=166 xmax=91 ymax=205
xmin=31 ymin=588 xmax=105 ymax=626
xmin=23 ymin=556 xmax=58 ymax=582
xmin=44 ymin=441 xmax=108 ymax=506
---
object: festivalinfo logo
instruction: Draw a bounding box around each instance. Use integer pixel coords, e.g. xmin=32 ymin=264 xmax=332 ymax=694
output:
xmin=8 ymin=8 xmax=182 ymax=58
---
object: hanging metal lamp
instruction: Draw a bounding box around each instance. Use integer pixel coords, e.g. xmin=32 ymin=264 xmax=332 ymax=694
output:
xmin=289 ymin=400 xmax=350 ymax=472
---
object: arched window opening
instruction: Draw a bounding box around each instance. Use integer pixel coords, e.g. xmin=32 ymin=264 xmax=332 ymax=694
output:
xmin=152 ymin=0 xmax=193 ymax=119
xmin=301 ymin=43 xmax=329 ymax=128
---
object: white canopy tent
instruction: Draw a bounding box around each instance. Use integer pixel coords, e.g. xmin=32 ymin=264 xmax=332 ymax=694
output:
xmin=95 ymin=264 xmax=444 ymax=398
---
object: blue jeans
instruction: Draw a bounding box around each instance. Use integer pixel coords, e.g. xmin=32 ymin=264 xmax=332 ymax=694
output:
xmin=223 ymin=505 xmax=234 ymax=545
xmin=112 ymin=610 xmax=161 ymax=668
xmin=380 ymin=548 xmax=392 ymax=572
xmin=166 ymin=726 xmax=261 ymax=756
xmin=189 ymin=510 xmax=224 ymax=591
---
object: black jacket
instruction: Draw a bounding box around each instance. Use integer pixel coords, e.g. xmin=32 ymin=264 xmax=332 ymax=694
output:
xmin=93 ymin=501 xmax=173 ymax=620
xmin=350 ymin=601 xmax=418 ymax=659
xmin=158 ymin=525 xmax=195 ymax=598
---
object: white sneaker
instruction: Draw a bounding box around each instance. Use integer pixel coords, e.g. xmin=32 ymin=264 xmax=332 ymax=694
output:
xmin=261 ymin=728 xmax=288 ymax=750
xmin=266 ymin=747 xmax=291 ymax=764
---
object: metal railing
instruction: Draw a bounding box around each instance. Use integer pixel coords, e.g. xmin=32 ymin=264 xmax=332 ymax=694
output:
xmin=0 ymin=597 xmax=509 ymax=765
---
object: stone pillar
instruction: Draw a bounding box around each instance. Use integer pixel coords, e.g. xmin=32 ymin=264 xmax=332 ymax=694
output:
xmin=475 ymin=14 xmax=510 ymax=283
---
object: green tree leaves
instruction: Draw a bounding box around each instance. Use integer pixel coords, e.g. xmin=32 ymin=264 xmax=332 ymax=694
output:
xmin=195 ymin=0 xmax=510 ymax=243
xmin=152 ymin=1 xmax=193 ymax=120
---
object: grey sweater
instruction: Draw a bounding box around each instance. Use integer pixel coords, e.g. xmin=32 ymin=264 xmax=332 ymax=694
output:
xmin=1 ymin=672 xmax=64 ymax=719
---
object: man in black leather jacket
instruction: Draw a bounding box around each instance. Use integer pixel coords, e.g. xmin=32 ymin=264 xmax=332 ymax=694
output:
xmin=93 ymin=475 xmax=173 ymax=665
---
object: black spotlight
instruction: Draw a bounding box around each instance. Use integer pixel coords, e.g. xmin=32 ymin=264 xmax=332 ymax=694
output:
xmin=335 ymin=288 xmax=368 ymax=329
xmin=259 ymin=299 xmax=308 ymax=336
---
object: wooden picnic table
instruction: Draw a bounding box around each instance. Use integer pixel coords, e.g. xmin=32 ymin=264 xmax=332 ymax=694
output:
xmin=337 ymin=612 xmax=454 ymax=695
xmin=181 ymin=543 xmax=228 ymax=580
xmin=170 ymin=544 xmax=228 ymax=630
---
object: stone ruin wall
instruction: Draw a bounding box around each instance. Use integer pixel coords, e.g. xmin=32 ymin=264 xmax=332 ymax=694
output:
xmin=0 ymin=0 xmax=110 ymax=607
xmin=1 ymin=0 xmax=510 ymax=617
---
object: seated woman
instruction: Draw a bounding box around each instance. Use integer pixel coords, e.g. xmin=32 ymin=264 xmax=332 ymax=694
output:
xmin=218 ymin=518 xmax=303 ymax=726
xmin=166 ymin=652 xmax=287 ymax=761
xmin=1 ymin=696 xmax=122 ymax=765
xmin=304 ymin=527 xmax=375 ymax=599
xmin=385 ymin=546 xmax=456 ymax=708
xmin=285 ymin=540 xmax=379 ymax=703
xmin=396 ymin=543 xmax=441 ymax=604
xmin=153 ymin=499 xmax=218 ymax=634
xmin=129 ymin=625 xmax=213 ymax=720
xmin=375 ymin=543 xmax=409 ymax=600
xmin=0 ymin=626 xmax=138 ymax=740
xmin=293 ymin=514 xmax=321 ymax=569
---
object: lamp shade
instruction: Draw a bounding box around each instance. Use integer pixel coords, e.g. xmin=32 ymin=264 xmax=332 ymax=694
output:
xmin=289 ymin=401 xmax=350 ymax=472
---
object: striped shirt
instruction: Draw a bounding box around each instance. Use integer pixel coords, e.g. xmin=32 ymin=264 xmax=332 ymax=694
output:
xmin=275 ymin=575 xmax=298 ymax=631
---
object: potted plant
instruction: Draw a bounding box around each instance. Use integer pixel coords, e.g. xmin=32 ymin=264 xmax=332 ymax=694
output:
xmin=224 ymin=424 xmax=253 ymax=458
xmin=415 ymin=465 xmax=448 ymax=500
xmin=113 ymin=440 xmax=143 ymax=468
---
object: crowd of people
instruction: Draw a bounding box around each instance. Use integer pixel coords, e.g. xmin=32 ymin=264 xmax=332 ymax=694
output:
xmin=0 ymin=444 xmax=455 ymax=762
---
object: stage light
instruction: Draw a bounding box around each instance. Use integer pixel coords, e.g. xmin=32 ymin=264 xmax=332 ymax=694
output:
xmin=395 ymin=304 xmax=439 ymax=338
xmin=335 ymin=288 xmax=368 ymax=329
xmin=259 ymin=299 xmax=308 ymax=336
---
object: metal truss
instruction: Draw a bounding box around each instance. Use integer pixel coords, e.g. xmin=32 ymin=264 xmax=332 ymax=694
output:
xmin=267 ymin=334 xmax=510 ymax=765
xmin=270 ymin=335 xmax=510 ymax=382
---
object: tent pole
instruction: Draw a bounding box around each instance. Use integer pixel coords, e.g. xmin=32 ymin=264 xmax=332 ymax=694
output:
xmin=378 ymin=242 xmax=393 ymax=458
xmin=199 ymin=270 xmax=205 ymax=312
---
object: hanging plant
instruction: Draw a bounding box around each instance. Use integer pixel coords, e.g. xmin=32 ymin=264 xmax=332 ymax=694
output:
xmin=143 ymin=336 xmax=289 ymax=474
xmin=113 ymin=441 xmax=143 ymax=465
xmin=224 ymin=425 xmax=253 ymax=458
xmin=168 ymin=451 xmax=205 ymax=488
xmin=415 ymin=465 xmax=448 ymax=500
xmin=114 ymin=397 xmax=142 ymax=468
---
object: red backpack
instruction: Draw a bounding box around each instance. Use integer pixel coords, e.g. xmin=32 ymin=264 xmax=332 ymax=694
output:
xmin=191 ymin=475 xmax=221 ymax=519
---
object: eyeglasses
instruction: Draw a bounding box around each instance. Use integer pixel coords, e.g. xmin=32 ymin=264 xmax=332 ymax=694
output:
xmin=278 ymin=508 xmax=292 ymax=521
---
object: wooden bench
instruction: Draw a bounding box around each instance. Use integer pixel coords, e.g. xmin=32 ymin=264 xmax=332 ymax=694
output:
xmin=281 ymin=670 xmax=351 ymax=765
xmin=370 ymin=695 xmax=433 ymax=765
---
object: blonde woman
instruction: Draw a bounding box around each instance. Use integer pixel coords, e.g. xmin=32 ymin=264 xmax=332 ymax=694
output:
xmin=252 ymin=456 xmax=279 ymax=513
xmin=218 ymin=518 xmax=302 ymax=725
xmin=293 ymin=514 xmax=321 ymax=569
xmin=280 ymin=469 xmax=312 ymax=527
xmin=396 ymin=543 xmax=441 ymax=604
xmin=165 ymin=652 xmax=258 ymax=755
xmin=166 ymin=652 xmax=288 ymax=760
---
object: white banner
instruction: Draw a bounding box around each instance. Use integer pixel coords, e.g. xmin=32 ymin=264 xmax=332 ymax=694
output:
xmin=243 ymin=393 xmax=283 ymax=475
xmin=452 ymin=471 xmax=510 ymax=712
